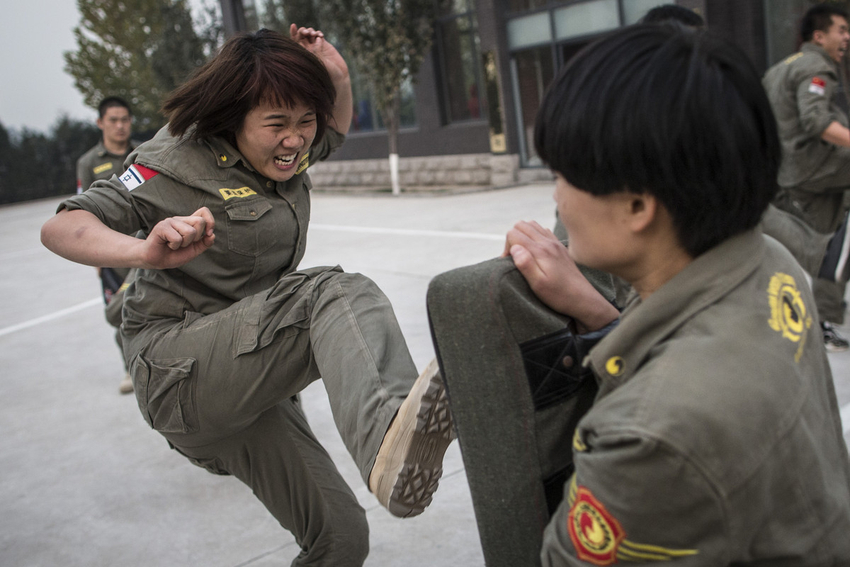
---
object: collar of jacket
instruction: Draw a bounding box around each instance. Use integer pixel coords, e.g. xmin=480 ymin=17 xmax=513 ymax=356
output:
xmin=801 ymin=41 xmax=840 ymax=72
xmin=587 ymin=229 xmax=764 ymax=393
xmin=204 ymin=135 xmax=251 ymax=171
xmin=96 ymin=139 xmax=136 ymax=158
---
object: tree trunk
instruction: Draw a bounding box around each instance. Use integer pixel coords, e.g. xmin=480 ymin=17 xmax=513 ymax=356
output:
xmin=385 ymin=93 xmax=401 ymax=196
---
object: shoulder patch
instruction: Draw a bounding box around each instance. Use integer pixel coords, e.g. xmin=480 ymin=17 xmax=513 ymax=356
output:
xmin=567 ymin=485 xmax=699 ymax=564
xmin=767 ymin=272 xmax=812 ymax=361
xmin=568 ymin=486 xmax=625 ymax=565
xmin=295 ymin=152 xmax=310 ymax=175
xmin=119 ymin=164 xmax=159 ymax=191
xmin=809 ymin=76 xmax=826 ymax=96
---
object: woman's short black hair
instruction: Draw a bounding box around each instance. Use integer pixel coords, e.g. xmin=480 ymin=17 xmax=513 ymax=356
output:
xmin=534 ymin=24 xmax=780 ymax=257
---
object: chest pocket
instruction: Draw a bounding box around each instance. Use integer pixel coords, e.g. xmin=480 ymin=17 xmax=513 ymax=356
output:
xmin=224 ymin=198 xmax=278 ymax=256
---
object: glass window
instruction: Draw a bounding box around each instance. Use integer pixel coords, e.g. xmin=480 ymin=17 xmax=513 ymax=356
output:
xmin=348 ymin=60 xmax=417 ymax=133
xmin=553 ymin=0 xmax=619 ymax=41
xmin=622 ymin=0 xmax=668 ymax=25
xmin=513 ymin=45 xmax=554 ymax=165
xmin=764 ymin=0 xmax=810 ymax=67
xmin=507 ymin=12 xmax=553 ymax=50
xmin=506 ymin=0 xmax=549 ymax=15
xmin=436 ymin=12 xmax=486 ymax=123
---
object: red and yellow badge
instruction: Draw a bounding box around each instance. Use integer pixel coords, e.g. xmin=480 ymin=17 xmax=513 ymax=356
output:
xmin=568 ymin=486 xmax=625 ymax=565
xmin=564 ymin=478 xmax=699 ymax=563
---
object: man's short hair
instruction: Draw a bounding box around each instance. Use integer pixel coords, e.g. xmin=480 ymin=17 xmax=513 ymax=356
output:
xmin=642 ymin=4 xmax=704 ymax=28
xmin=98 ymin=96 xmax=131 ymax=118
xmin=801 ymin=3 xmax=849 ymax=42
xmin=534 ymin=24 xmax=780 ymax=257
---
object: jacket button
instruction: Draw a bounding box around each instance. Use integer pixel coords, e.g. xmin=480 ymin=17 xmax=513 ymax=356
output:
xmin=562 ymin=356 xmax=574 ymax=369
xmin=250 ymin=210 xmax=257 ymax=216
xmin=266 ymin=181 xmax=273 ymax=188
xmin=219 ymin=154 xmax=227 ymax=162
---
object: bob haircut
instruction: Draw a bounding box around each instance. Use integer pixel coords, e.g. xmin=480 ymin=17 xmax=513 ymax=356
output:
xmin=534 ymin=24 xmax=780 ymax=257
xmin=162 ymin=29 xmax=335 ymax=147
xmin=801 ymin=4 xmax=849 ymax=42
xmin=642 ymin=4 xmax=704 ymax=27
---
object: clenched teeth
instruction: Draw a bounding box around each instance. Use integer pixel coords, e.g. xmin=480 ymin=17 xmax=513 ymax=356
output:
xmin=275 ymin=155 xmax=296 ymax=166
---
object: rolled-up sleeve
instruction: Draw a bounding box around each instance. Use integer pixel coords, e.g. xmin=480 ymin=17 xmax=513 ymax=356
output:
xmin=58 ymin=175 xmax=145 ymax=236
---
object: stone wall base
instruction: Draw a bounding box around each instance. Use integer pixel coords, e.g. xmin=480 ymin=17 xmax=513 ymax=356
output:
xmin=308 ymin=153 xmax=523 ymax=192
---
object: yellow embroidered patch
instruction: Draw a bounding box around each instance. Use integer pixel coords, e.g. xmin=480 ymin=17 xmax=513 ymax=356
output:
xmin=573 ymin=429 xmax=587 ymax=453
xmin=219 ymin=187 xmax=258 ymax=200
xmin=618 ymin=540 xmax=698 ymax=562
xmin=566 ymin=484 xmax=699 ymax=564
xmin=784 ymin=52 xmax=804 ymax=65
xmin=295 ymin=152 xmax=310 ymax=175
xmin=568 ymin=486 xmax=625 ymax=565
xmin=605 ymin=356 xmax=625 ymax=377
xmin=767 ymin=272 xmax=812 ymax=361
xmin=93 ymin=162 xmax=113 ymax=175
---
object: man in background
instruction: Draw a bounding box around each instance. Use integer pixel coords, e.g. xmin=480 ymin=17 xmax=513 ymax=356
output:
xmin=763 ymin=3 xmax=850 ymax=350
xmin=76 ymin=96 xmax=136 ymax=394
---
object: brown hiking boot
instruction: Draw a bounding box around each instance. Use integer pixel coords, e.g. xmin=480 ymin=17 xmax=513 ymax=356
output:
xmin=369 ymin=359 xmax=454 ymax=518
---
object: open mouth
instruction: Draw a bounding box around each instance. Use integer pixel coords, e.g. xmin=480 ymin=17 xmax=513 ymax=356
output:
xmin=274 ymin=154 xmax=297 ymax=167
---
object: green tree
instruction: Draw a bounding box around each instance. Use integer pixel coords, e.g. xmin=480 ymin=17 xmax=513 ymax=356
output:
xmin=64 ymin=0 xmax=222 ymax=131
xmin=0 ymin=117 xmax=100 ymax=205
xmin=320 ymin=0 xmax=434 ymax=194
xmin=259 ymin=0 xmax=322 ymax=31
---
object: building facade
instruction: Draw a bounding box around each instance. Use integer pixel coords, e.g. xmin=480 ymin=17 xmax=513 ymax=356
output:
xmin=304 ymin=0 xmax=830 ymax=191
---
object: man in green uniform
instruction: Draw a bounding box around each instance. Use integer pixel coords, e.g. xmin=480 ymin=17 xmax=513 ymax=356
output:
xmin=498 ymin=24 xmax=850 ymax=564
xmin=76 ymin=96 xmax=136 ymax=394
xmin=763 ymin=4 xmax=850 ymax=350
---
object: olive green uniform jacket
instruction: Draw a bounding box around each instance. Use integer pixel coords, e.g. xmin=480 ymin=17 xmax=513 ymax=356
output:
xmin=762 ymin=43 xmax=850 ymax=324
xmin=542 ymin=230 xmax=850 ymax=565
xmin=762 ymin=42 xmax=849 ymax=190
xmin=58 ymin=125 xmax=418 ymax=566
xmin=76 ymin=139 xmax=136 ymax=194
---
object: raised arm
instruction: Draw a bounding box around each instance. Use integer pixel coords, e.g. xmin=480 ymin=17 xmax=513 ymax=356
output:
xmin=290 ymin=24 xmax=353 ymax=135
xmin=41 ymin=207 xmax=216 ymax=270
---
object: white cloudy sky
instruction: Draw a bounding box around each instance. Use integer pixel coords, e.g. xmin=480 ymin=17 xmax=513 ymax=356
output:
xmin=0 ymin=0 xmax=211 ymax=134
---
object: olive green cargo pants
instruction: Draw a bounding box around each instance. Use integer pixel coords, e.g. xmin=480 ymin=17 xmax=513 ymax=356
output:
xmin=127 ymin=266 xmax=417 ymax=566
xmin=773 ymin=187 xmax=849 ymax=324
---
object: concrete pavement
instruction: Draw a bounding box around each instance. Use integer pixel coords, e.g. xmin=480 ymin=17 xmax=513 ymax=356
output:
xmin=2 ymin=184 xmax=849 ymax=566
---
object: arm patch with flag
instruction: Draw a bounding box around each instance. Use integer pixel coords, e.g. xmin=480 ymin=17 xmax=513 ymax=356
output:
xmin=119 ymin=164 xmax=159 ymax=191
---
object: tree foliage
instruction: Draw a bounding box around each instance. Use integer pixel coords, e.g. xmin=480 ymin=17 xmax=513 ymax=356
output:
xmin=64 ymin=0 xmax=222 ymax=131
xmin=259 ymin=0 xmax=322 ymax=32
xmin=319 ymin=0 xmax=434 ymax=156
xmin=0 ymin=117 xmax=100 ymax=205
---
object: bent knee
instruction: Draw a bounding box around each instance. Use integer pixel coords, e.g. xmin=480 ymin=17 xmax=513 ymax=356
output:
xmin=306 ymin=507 xmax=369 ymax=567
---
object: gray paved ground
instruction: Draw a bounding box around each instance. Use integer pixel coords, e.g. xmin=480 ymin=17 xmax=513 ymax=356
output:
xmin=2 ymin=185 xmax=849 ymax=567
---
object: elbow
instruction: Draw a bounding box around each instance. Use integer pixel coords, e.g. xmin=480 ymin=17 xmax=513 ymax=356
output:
xmin=40 ymin=216 xmax=61 ymax=252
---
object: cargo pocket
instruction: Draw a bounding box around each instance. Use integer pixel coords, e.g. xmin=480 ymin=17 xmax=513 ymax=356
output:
xmin=225 ymin=198 xmax=276 ymax=256
xmin=132 ymin=355 xmax=198 ymax=434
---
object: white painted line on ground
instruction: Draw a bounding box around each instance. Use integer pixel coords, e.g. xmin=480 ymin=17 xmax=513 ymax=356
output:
xmin=310 ymin=224 xmax=504 ymax=241
xmin=0 ymin=297 xmax=101 ymax=338
xmin=0 ymin=248 xmax=47 ymax=261
xmin=842 ymin=403 xmax=850 ymax=435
